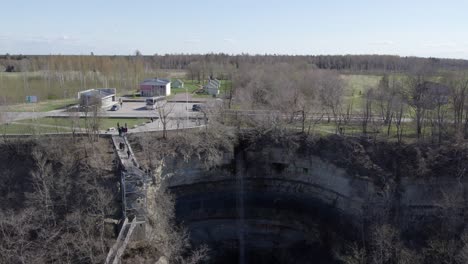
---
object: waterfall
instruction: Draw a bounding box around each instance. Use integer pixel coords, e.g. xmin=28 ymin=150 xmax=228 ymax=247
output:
xmin=236 ymin=151 xmax=246 ymax=264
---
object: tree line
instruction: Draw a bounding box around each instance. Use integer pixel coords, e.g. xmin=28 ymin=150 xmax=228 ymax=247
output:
xmin=3 ymin=53 xmax=468 ymax=74
xmin=224 ymin=62 xmax=468 ymax=143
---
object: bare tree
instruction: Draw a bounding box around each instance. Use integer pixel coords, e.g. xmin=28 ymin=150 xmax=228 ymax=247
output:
xmin=89 ymin=103 xmax=102 ymax=141
xmin=67 ymin=108 xmax=82 ymax=141
xmin=423 ymin=238 xmax=458 ymax=264
xmin=433 ymin=91 xmax=449 ymax=144
xmin=393 ymin=100 xmax=406 ymax=144
xmin=28 ymin=149 xmax=56 ymax=221
xmin=318 ymin=70 xmax=345 ymax=134
xmin=338 ymin=243 xmax=367 ymax=264
xmin=444 ymin=73 xmax=468 ymax=140
xmin=80 ymin=95 xmax=102 ymax=141
xmin=456 ymin=228 xmax=468 ymax=263
xmin=404 ymin=75 xmax=429 ymax=139
xmin=367 ymin=224 xmax=422 ymax=264
xmin=132 ymin=181 xmax=209 ymax=264
xmin=0 ymin=98 xmax=7 ymax=139
xmin=362 ymin=88 xmax=374 ymax=135
xmin=0 ymin=209 xmax=38 ymax=263
xmin=157 ymin=101 xmax=175 ymax=139
xmin=291 ymin=70 xmax=323 ymax=134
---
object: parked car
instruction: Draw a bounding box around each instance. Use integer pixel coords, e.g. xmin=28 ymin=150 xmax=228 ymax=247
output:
xmin=110 ymin=105 xmax=120 ymax=111
xmin=192 ymin=104 xmax=205 ymax=111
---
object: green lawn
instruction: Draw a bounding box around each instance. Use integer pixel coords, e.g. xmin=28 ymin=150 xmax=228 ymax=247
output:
xmin=341 ymin=74 xmax=380 ymax=110
xmin=171 ymin=79 xmax=232 ymax=97
xmin=306 ymin=119 xmax=433 ymax=143
xmin=0 ymin=71 xmax=163 ymax=104
xmin=0 ymin=117 xmax=151 ymax=135
xmin=6 ymin=99 xmax=78 ymax=112
xmin=342 ymin=74 xmax=382 ymax=95
xmin=15 ymin=117 xmax=150 ymax=131
xmin=171 ymin=79 xmax=201 ymax=94
xmin=0 ymin=123 xmax=70 ymax=134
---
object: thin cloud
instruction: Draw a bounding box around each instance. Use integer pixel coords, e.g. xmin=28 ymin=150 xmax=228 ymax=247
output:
xmin=424 ymin=42 xmax=458 ymax=48
xmin=0 ymin=34 xmax=94 ymax=55
xmin=20 ymin=36 xmax=49 ymax=43
xmin=370 ymin=40 xmax=395 ymax=46
xmin=2 ymin=34 xmax=80 ymax=44
xmin=223 ymin=38 xmax=235 ymax=43
xmin=57 ymin=35 xmax=79 ymax=42
xmin=184 ymin=39 xmax=201 ymax=44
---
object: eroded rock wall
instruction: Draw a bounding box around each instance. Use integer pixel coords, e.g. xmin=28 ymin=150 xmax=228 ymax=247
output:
xmin=161 ymin=136 xmax=468 ymax=263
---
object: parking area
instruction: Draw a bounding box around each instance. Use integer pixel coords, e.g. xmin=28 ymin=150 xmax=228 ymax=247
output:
xmin=105 ymin=101 xmax=206 ymax=118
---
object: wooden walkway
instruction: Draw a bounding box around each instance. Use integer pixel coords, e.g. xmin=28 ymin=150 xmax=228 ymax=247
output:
xmin=106 ymin=135 xmax=149 ymax=264
xmin=105 ymin=218 xmax=138 ymax=264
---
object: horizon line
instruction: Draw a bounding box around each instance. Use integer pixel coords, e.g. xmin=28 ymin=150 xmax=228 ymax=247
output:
xmin=2 ymin=52 xmax=467 ymax=61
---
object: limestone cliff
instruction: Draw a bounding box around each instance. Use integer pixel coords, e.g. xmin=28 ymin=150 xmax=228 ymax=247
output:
xmin=162 ymin=134 xmax=468 ymax=263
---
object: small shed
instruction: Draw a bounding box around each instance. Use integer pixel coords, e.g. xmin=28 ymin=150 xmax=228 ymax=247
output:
xmin=203 ymin=78 xmax=220 ymax=96
xmin=172 ymin=79 xmax=184 ymax=89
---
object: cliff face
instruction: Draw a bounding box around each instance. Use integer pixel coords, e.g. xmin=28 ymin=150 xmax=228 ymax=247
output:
xmin=163 ymin=135 xmax=468 ymax=263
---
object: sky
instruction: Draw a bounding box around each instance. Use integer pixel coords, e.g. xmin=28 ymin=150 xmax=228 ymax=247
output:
xmin=1 ymin=0 xmax=468 ymax=59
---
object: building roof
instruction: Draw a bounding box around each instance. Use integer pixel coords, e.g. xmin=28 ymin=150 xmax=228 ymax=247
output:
xmin=210 ymin=79 xmax=220 ymax=86
xmin=422 ymin=81 xmax=450 ymax=96
xmin=416 ymin=81 xmax=450 ymax=107
xmin=204 ymin=78 xmax=220 ymax=90
xmin=204 ymin=82 xmax=219 ymax=90
xmin=141 ymin=78 xmax=170 ymax=86
xmin=80 ymin=88 xmax=116 ymax=99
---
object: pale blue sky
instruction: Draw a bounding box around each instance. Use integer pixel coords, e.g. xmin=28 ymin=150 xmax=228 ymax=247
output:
xmin=1 ymin=0 xmax=468 ymax=58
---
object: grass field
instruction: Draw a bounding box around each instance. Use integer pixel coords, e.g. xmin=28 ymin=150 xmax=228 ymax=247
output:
xmin=170 ymin=79 xmax=201 ymax=94
xmin=4 ymin=99 xmax=78 ymax=112
xmin=0 ymin=71 xmax=170 ymax=104
xmin=170 ymin=79 xmax=233 ymax=98
xmin=341 ymin=74 xmax=383 ymax=112
xmin=15 ymin=117 xmax=150 ymax=131
xmin=0 ymin=123 xmax=70 ymax=134
xmin=299 ymin=119 xmax=429 ymax=143
xmin=342 ymin=74 xmax=381 ymax=95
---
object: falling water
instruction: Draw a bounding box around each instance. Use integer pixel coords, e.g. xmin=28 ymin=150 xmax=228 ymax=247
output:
xmin=236 ymin=151 xmax=246 ymax=264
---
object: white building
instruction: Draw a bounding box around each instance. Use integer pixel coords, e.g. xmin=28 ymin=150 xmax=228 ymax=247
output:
xmin=203 ymin=79 xmax=220 ymax=96
xmin=139 ymin=78 xmax=171 ymax=97
xmin=77 ymin=88 xmax=116 ymax=108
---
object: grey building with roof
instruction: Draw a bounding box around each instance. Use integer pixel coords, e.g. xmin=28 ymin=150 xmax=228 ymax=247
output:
xmin=77 ymin=88 xmax=116 ymax=108
xmin=203 ymin=78 xmax=221 ymax=96
xmin=139 ymin=78 xmax=171 ymax=97
xmin=172 ymin=79 xmax=184 ymax=89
